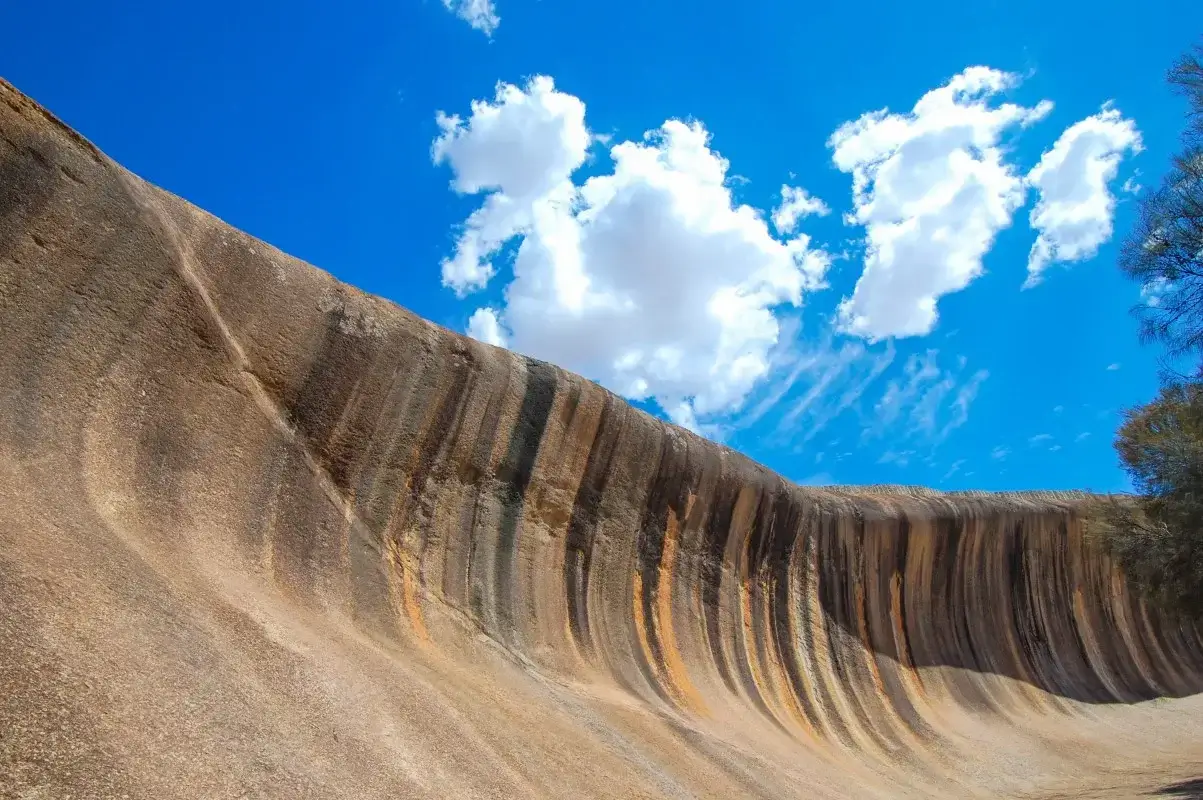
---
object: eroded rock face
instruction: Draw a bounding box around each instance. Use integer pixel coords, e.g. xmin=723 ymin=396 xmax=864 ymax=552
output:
xmin=1 ymin=79 xmax=1201 ymax=799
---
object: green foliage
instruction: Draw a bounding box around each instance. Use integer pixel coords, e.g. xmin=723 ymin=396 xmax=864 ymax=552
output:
xmin=1087 ymin=382 xmax=1203 ymax=618
xmin=1118 ymin=43 xmax=1203 ymax=367
xmin=1100 ymin=40 xmax=1203 ymax=618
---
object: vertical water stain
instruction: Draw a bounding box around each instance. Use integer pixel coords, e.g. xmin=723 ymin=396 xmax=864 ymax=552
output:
xmin=564 ymin=394 xmax=625 ymax=659
xmin=700 ymin=472 xmax=742 ymax=695
xmin=629 ymin=431 xmax=701 ymax=706
xmin=492 ymin=358 xmax=558 ymax=642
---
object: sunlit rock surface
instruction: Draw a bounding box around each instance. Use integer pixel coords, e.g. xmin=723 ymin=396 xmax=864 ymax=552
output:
xmin=2 ymin=79 xmax=1202 ymax=798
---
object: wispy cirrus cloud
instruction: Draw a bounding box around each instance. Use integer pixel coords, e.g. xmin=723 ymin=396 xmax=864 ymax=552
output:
xmin=943 ymin=459 xmax=966 ymax=480
xmin=879 ymin=450 xmax=917 ymax=467
xmin=942 ymin=368 xmax=989 ymax=439
xmin=864 ymin=350 xmax=989 ymax=450
xmin=737 ymin=345 xmax=991 ymax=466
xmin=733 ymin=330 xmax=896 ymax=446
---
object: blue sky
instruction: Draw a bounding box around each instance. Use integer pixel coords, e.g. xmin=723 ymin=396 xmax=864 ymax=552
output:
xmin=4 ymin=0 xmax=1199 ymax=492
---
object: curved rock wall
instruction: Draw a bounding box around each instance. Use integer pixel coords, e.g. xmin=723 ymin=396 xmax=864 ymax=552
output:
xmin=2 ymin=79 xmax=1202 ymax=798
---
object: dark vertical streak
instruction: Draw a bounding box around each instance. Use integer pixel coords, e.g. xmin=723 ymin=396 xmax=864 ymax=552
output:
xmin=492 ymin=358 xmax=558 ymax=641
xmin=771 ymin=501 xmax=826 ymax=734
xmin=462 ymin=366 xmax=512 ymax=618
xmin=873 ymin=514 xmax=931 ymax=738
xmin=809 ymin=514 xmax=856 ymax=749
xmin=564 ymin=394 xmax=625 ymax=659
xmin=284 ymin=305 xmax=381 ymax=491
xmin=701 ymin=473 xmax=741 ymax=694
xmin=830 ymin=511 xmax=901 ymax=754
xmin=391 ymin=348 xmax=478 ymax=559
xmin=737 ymin=488 xmax=789 ymax=730
xmin=631 ymin=431 xmax=696 ymax=705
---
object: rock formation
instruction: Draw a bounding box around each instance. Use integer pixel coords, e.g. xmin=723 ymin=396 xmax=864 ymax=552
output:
xmin=2 ymin=78 xmax=1202 ymax=798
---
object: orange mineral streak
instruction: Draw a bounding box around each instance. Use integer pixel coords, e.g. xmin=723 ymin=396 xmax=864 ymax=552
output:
xmin=2 ymin=79 xmax=1203 ymax=799
xmin=631 ymin=573 xmax=656 ymax=685
xmin=654 ymin=506 xmax=708 ymax=715
xmin=401 ymin=556 xmax=430 ymax=644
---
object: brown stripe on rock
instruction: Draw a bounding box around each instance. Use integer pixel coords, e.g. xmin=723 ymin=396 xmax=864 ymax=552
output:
xmin=492 ymin=358 xmax=559 ymax=642
xmin=564 ymin=393 xmax=626 ymax=659
xmin=630 ymin=430 xmax=701 ymax=707
xmin=282 ymin=297 xmax=382 ymax=490
xmin=699 ymin=468 xmax=743 ymax=695
xmin=769 ymin=503 xmax=827 ymax=739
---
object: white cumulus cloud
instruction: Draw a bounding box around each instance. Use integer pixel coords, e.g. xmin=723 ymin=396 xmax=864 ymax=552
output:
xmin=829 ymin=67 xmax=1052 ymax=340
xmin=434 ymin=77 xmax=832 ymax=431
xmin=772 ymin=185 xmax=830 ymax=234
xmin=432 ymin=76 xmax=589 ymax=296
xmin=442 ymin=0 xmax=499 ymax=35
xmin=435 ymin=68 xmax=1140 ymax=442
xmin=1024 ymin=103 xmax=1142 ymax=287
xmin=466 ymin=307 xmax=506 ymax=347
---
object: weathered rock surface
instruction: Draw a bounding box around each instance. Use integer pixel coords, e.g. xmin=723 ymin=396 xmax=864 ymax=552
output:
xmin=2 ymin=78 xmax=1202 ymax=798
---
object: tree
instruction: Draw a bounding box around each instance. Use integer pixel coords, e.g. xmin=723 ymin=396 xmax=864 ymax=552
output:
xmin=1091 ymin=382 xmax=1203 ymax=617
xmin=1119 ymin=43 xmax=1203 ymax=370
xmin=1095 ymin=40 xmax=1203 ymax=619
